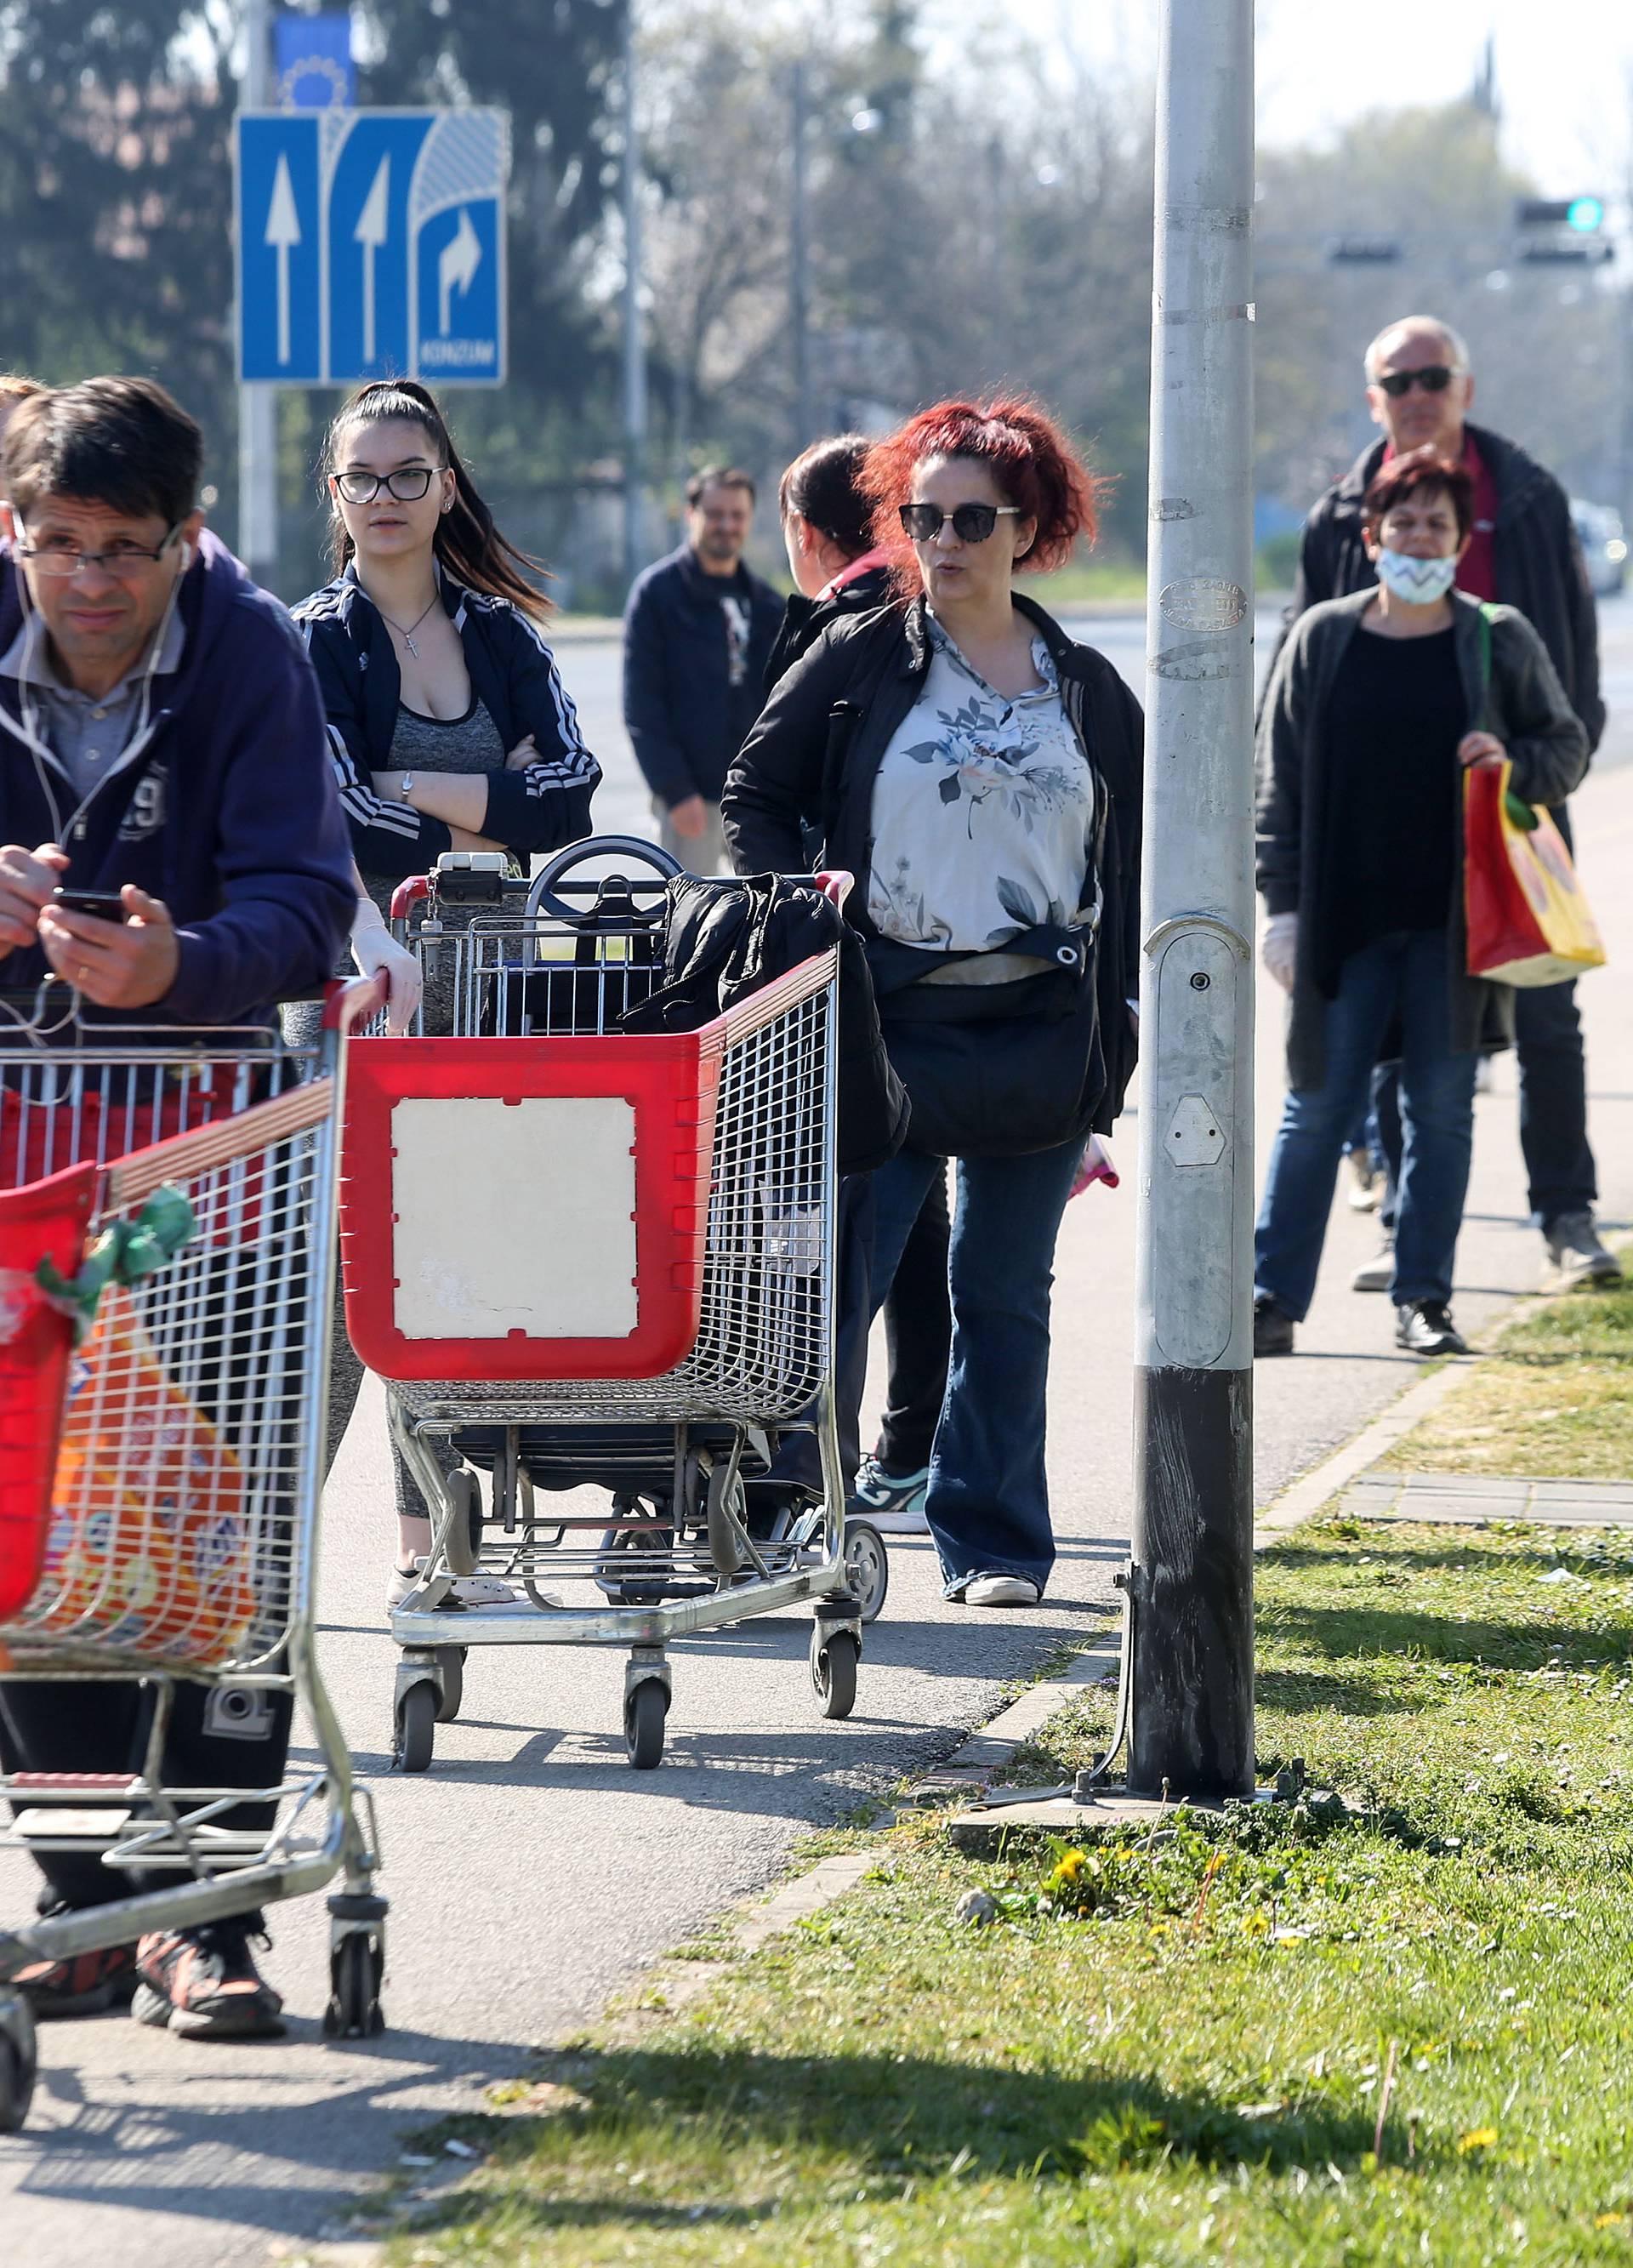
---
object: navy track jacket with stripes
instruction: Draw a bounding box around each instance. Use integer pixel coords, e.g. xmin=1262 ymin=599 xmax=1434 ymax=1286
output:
xmin=292 ymin=564 xmax=600 ymax=881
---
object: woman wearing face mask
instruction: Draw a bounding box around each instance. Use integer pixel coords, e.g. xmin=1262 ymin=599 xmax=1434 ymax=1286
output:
xmin=290 ymin=379 xmax=601 ymax=1611
xmin=1253 ymin=451 xmax=1587 ymax=1360
xmin=725 ymin=397 xmax=1142 ymax=1610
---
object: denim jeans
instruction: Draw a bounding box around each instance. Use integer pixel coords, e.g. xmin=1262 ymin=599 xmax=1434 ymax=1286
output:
xmin=875 ymin=1163 xmax=952 ymax=1474
xmin=1255 ymin=931 xmax=1477 ymax=1319
xmin=870 ymin=1137 xmax=1084 ymax=1598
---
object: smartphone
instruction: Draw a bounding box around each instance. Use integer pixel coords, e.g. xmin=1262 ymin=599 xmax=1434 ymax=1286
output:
xmin=51 ymin=886 xmax=129 ymax=922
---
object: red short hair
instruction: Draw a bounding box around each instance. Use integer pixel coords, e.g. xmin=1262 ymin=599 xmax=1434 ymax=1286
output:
xmin=863 ymin=396 xmax=1100 ymax=593
xmin=1362 ymin=450 xmax=1473 ymax=540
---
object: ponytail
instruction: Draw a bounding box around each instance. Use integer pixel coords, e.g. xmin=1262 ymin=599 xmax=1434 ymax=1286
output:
xmin=321 ymin=379 xmax=551 ymax=619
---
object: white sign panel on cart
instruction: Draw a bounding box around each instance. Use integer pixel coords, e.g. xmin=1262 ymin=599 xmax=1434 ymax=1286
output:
xmin=235 ymin=107 xmax=509 ymax=385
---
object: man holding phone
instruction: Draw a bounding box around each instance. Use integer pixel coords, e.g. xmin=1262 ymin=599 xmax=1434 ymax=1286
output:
xmin=0 ymin=377 xmax=353 ymax=2041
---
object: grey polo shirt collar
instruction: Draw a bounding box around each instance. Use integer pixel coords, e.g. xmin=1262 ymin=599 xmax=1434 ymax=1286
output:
xmin=0 ymin=607 xmax=185 ymax=805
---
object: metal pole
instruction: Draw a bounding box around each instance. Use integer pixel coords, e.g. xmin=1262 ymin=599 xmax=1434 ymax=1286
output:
xmin=790 ymin=60 xmax=813 ymax=453
xmin=237 ymin=0 xmax=279 ymax=588
xmin=621 ymin=1 xmax=647 ymax=592
xmin=1129 ymin=0 xmax=1256 ymax=1799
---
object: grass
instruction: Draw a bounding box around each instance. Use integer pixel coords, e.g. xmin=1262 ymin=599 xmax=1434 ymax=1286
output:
xmin=1380 ymin=1272 xmax=1633 ymax=1480
xmin=378 ymin=1522 xmax=1633 ymax=2266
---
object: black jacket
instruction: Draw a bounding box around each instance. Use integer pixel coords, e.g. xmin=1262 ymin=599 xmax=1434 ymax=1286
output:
xmin=292 ymin=565 xmax=600 ymax=883
xmin=622 ymin=544 xmax=784 ymax=807
xmin=722 ymin=592 xmax=1144 ymax=1135
xmin=763 ymin=563 xmax=893 ymax=693
xmin=1257 ymin=589 xmax=1589 ymax=1091
xmin=1283 ymin=422 xmax=1604 ymax=757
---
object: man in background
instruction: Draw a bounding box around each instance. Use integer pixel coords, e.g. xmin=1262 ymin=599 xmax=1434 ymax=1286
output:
xmin=1282 ymin=314 xmax=1617 ymax=1293
xmin=623 ymin=465 xmax=782 ymax=873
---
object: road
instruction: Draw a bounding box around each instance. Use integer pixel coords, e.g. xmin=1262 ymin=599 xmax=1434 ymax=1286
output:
xmin=5 ymin=595 xmax=1631 ymax=2264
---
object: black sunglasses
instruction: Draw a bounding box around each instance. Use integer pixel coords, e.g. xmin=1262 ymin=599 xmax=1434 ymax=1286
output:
xmin=899 ymin=502 xmax=1021 ymax=544
xmin=1375 ymin=364 xmax=1459 ymax=399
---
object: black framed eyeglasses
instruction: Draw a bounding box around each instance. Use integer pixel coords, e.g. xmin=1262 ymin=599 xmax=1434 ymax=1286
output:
xmin=333 ymin=465 xmax=440 ymax=504
xmin=15 ymin=524 xmax=181 ymax=579
xmin=1375 ymin=364 xmax=1460 ymax=399
xmin=898 ymin=502 xmax=1021 ymax=544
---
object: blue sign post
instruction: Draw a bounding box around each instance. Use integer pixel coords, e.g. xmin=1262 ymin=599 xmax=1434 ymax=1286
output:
xmin=235 ymin=109 xmax=509 ymax=385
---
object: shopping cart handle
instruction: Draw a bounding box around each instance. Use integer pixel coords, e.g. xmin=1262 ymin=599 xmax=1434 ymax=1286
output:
xmin=813 ymin=869 xmax=855 ymax=910
xmin=322 ymin=972 xmax=390 ymax=1033
xmin=390 ymin=875 xmax=434 ymax=924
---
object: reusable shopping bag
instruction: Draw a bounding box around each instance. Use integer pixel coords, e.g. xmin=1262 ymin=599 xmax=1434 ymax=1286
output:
xmin=1463 ymin=759 xmax=1606 ymax=987
xmin=32 ymin=1285 xmax=258 ymax=1664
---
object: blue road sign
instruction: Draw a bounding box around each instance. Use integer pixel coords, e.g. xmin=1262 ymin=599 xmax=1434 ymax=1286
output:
xmin=275 ymin=14 xmax=356 ymax=110
xmin=235 ymin=109 xmax=509 ymax=385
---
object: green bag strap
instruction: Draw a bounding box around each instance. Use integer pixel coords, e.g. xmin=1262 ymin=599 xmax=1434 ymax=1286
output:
xmin=36 ymin=1184 xmax=197 ymax=1342
xmin=1475 ymin=601 xmax=1540 ymax=835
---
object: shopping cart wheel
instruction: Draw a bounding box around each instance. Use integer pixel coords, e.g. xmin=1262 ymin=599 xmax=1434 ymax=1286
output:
xmin=845 ymin=1522 xmax=890 ymax=1625
xmin=442 ymin=1470 xmax=481 ymax=1579
xmin=323 ymin=1931 xmax=385 ymax=2040
xmin=706 ymin=1461 xmax=745 ymax=1576
xmin=434 ymin=1646 xmax=466 ymax=1724
xmin=624 ymin=1678 xmax=669 ymax=1769
xmin=0 ymin=1990 xmax=37 ymax=2134
xmin=394 ymin=1680 xmax=437 ymax=1773
xmin=811 ymin=1626 xmax=859 ymax=1719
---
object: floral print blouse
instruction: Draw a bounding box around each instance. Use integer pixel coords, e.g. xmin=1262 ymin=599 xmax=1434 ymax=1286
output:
xmin=866 ymin=613 xmax=1095 ymax=958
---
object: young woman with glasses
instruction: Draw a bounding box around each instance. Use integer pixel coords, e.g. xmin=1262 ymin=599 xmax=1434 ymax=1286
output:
xmin=291 ymin=379 xmax=601 ymax=1612
xmin=725 ymin=398 xmax=1143 ymax=1609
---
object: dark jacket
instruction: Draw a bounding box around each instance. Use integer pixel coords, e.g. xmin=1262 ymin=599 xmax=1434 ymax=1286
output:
xmin=1257 ymin=589 xmax=1589 ymax=1091
xmin=763 ymin=562 xmax=893 ymax=693
xmin=0 ymin=532 xmax=354 ymax=1026
xmin=292 ymin=564 xmax=600 ymax=883
xmin=722 ymin=591 xmax=1144 ymax=1136
xmin=623 ymin=544 xmax=784 ymax=807
xmin=621 ymin=870 xmax=908 ymax=1174
xmin=1284 ymin=421 xmax=1604 ymax=758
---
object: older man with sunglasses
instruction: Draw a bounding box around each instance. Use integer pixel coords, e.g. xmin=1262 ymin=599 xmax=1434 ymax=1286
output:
xmin=1280 ymin=314 xmax=1615 ymax=1296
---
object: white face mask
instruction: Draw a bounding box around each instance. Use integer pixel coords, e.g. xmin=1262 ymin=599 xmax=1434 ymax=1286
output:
xmin=1375 ymin=547 xmax=1457 ymax=605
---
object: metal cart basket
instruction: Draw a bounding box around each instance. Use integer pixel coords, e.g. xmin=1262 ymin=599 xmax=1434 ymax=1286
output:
xmin=340 ymin=840 xmax=885 ymax=1774
xmin=0 ymin=978 xmax=386 ymax=2131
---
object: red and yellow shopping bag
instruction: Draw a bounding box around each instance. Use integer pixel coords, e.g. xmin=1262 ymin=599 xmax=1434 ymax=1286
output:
xmin=32 ymin=1286 xmax=258 ymax=1664
xmin=1463 ymin=759 xmax=1606 ymax=988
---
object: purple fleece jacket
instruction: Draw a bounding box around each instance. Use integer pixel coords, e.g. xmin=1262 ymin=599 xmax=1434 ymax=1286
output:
xmin=0 ymin=531 xmax=355 ymax=1025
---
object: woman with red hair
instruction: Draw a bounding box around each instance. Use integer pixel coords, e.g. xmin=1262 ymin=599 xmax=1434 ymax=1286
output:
xmin=725 ymin=397 xmax=1142 ymax=1608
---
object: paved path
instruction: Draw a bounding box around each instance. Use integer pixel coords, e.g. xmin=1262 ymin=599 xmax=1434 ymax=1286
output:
xmin=4 ymin=603 xmax=1631 ymax=2265
xmin=1341 ymin=1472 xmax=1633 ymax=1524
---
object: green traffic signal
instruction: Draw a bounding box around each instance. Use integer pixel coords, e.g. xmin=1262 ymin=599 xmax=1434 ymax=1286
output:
xmin=1567 ymin=197 xmax=1606 ymax=232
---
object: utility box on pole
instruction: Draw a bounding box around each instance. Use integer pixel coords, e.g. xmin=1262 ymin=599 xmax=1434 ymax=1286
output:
xmin=1129 ymin=0 xmax=1257 ymax=1799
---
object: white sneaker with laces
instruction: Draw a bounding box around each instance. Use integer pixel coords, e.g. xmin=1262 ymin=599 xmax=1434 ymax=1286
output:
xmin=385 ymin=1563 xmax=520 ymax=1615
xmin=1351 ymin=1238 xmax=1394 ymax=1294
xmin=1542 ymin=1212 xmax=1623 ymax=1292
xmin=960 ymin=1573 xmax=1041 ymax=1607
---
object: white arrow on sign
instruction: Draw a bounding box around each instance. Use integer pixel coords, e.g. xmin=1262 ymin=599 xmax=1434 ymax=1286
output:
xmin=265 ymin=153 xmax=302 ymax=368
xmin=354 ymin=155 xmax=391 ymax=365
xmin=438 ymin=208 xmax=482 ymax=337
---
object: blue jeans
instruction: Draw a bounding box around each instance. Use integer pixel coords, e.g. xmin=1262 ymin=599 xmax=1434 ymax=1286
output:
xmin=870 ymin=1137 xmax=1084 ymax=1598
xmin=1255 ymin=931 xmax=1477 ymax=1319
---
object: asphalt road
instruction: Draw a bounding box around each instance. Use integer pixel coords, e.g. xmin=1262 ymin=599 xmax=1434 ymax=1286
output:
xmin=5 ymin=595 xmax=1631 ymax=2264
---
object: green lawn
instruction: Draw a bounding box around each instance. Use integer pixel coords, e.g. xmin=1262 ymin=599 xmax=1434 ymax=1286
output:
xmin=1382 ymin=1272 xmax=1633 ymax=1479
xmin=378 ymin=1523 xmax=1633 ymax=2265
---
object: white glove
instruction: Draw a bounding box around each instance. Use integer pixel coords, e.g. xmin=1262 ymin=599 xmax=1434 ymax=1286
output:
xmin=351 ymin=913 xmax=424 ymax=1035
xmin=1261 ymin=911 xmax=1298 ymax=994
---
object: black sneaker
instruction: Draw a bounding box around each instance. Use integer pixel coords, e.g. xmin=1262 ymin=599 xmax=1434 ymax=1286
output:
xmin=1394 ymin=1301 xmax=1469 ymax=1358
xmin=1253 ymin=1296 xmax=1295 ymax=1357
xmin=132 ymin=1920 xmax=285 ymax=2040
xmin=16 ymin=1939 xmax=138 ymax=2020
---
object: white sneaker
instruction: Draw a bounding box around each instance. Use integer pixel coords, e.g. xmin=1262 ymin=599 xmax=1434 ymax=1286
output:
xmin=1345 ymin=1150 xmax=1380 ymax=1213
xmin=385 ymin=1563 xmax=519 ymax=1615
xmin=1542 ymin=1212 xmax=1624 ymax=1292
xmin=960 ymin=1573 xmax=1041 ymax=1607
xmin=1351 ymin=1239 xmax=1394 ymax=1294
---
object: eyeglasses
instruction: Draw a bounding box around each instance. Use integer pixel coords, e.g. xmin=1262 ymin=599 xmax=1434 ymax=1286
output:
xmin=15 ymin=525 xmax=180 ymax=579
xmin=899 ymin=502 xmax=1021 ymax=544
xmin=1374 ymin=364 xmax=1462 ymax=399
xmin=333 ymin=466 xmax=440 ymax=504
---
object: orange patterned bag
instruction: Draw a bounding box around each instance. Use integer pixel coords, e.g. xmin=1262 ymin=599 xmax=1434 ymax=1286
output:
xmin=35 ymin=1287 xmax=258 ymax=1664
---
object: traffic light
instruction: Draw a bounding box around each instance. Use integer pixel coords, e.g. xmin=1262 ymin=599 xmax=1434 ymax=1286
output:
xmin=1515 ymin=195 xmax=1613 ymax=265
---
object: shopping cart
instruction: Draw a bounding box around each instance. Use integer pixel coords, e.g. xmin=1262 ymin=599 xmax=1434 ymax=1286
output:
xmin=0 ymin=977 xmax=386 ymax=2133
xmin=340 ymin=837 xmax=887 ymax=1775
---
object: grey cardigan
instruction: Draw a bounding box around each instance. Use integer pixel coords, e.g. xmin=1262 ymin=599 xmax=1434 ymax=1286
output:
xmin=1256 ymin=588 xmax=1589 ymax=1091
